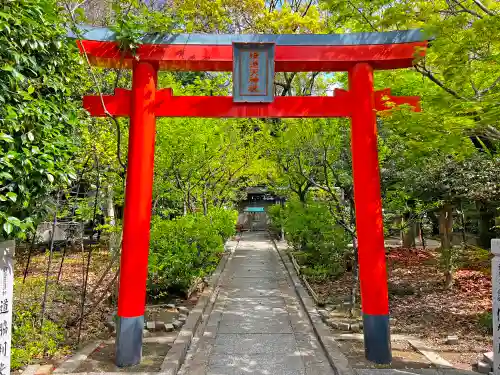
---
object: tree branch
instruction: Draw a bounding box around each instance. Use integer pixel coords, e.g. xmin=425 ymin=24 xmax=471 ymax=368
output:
xmin=302 ymin=72 xmax=319 ymax=96
xmin=301 ymin=0 xmax=314 ymax=17
xmin=70 ymin=0 xmax=89 ymax=15
xmin=479 ymin=75 xmax=500 ymax=97
xmin=414 ymin=64 xmax=465 ymax=100
xmin=450 ymin=0 xmax=483 ymax=19
xmin=472 ymin=0 xmax=497 ymax=16
xmin=280 ymin=73 xmax=297 ymax=96
xmin=485 ymin=125 xmax=500 ymax=141
xmin=347 ymin=0 xmax=378 ymax=32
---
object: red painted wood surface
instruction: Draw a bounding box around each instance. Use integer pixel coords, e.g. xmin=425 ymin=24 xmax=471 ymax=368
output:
xmin=117 ymin=62 xmax=157 ymax=318
xmin=349 ymin=63 xmax=390 ymax=316
xmin=83 ymin=88 xmax=419 ymax=118
xmin=374 ymin=88 xmax=420 ymax=111
xmin=78 ymin=40 xmax=427 ymax=72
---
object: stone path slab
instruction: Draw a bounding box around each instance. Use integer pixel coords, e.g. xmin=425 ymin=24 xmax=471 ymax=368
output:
xmin=179 ymin=232 xmax=337 ymax=375
xmin=213 ymin=333 xmax=298 ymax=354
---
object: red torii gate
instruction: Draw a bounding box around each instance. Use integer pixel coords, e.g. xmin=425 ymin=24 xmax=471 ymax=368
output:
xmin=76 ymin=27 xmax=427 ymax=367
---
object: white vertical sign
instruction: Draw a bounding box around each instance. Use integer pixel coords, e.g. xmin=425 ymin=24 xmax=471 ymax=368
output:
xmin=492 ymin=239 xmax=500 ymax=375
xmin=0 ymin=240 xmax=14 ymax=375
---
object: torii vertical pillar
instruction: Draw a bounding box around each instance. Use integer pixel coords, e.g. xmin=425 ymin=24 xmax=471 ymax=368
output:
xmin=349 ymin=63 xmax=391 ymax=364
xmin=116 ymin=61 xmax=157 ymax=367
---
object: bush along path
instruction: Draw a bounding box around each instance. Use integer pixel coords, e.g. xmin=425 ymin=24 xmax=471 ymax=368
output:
xmin=147 ymin=209 xmax=238 ymax=302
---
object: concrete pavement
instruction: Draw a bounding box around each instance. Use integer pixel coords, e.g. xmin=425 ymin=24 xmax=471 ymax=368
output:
xmin=178 ymin=232 xmax=337 ymax=375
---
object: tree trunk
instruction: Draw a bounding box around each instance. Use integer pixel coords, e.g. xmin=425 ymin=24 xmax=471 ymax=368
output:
xmin=298 ymin=189 xmax=307 ymax=204
xmin=400 ymin=216 xmax=404 ymax=245
xmin=23 ymin=228 xmax=37 ymax=283
xmin=106 ymin=186 xmax=115 ymax=226
xmin=428 ymin=211 xmax=440 ymax=236
xmin=419 ymin=216 xmax=426 ymax=249
xmin=438 ymin=204 xmax=454 ymax=289
xmin=106 ymin=186 xmax=119 ymax=255
xmin=202 ymin=185 xmax=208 ymax=216
xmin=349 ymin=236 xmax=359 ymax=317
xmin=41 ymin=197 xmax=58 ymax=328
xmin=459 ymin=201 xmax=467 ymax=245
xmin=403 ymin=218 xmax=417 ymax=248
xmin=280 ymin=199 xmax=285 ymax=241
xmin=477 ymin=201 xmax=494 ymax=248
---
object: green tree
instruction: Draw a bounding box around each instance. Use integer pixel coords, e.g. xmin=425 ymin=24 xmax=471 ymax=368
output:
xmin=0 ymin=0 xmax=85 ymax=239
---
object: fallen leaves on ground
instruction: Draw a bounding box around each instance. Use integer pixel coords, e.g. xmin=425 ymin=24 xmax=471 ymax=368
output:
xmin=15 ymin=247 xmax=118 ymax=350
xmin=309 ymin=246 xmax=492 ymax=369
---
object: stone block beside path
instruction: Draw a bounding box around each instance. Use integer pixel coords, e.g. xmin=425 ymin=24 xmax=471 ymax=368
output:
xmin=483 ymin=352 xmax=493 ymax=366
xmin=445 ymin=335 xmax=459 ymax=344
xmin=35 ymin=365 xmax=54 ymax=375
xmin=173 ymin=319 xmax=184 ymax=329
xmin=178 ymin=306 xmax=189 ymax=315
xmin=477 ymin=360 xmax=492 ymax=374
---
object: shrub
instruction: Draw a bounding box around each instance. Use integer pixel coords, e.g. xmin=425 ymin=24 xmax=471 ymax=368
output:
xmin=478 ymin=311 xmax=492 ymax=334
xmin=267 ymin=204 xmax=284 ymax=239
xmin=148 ymin=209 xmax=237 ymax=298
xmin=458 ymin=245 xmax=491 ymax=272
xmin=207 ymin=207 xmax=238 ymax=242
xmin=269 ymin=199 xmax=350 ymax=280
xmin=12 ymin=277 xmax=67 ymax=369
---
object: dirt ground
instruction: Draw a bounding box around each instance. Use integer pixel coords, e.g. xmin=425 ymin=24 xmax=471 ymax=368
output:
xmin=75 ymin=341 xmax=171 ymax=373
xmin=335 ymin=338 xmax=433 ymax=369
xmin=309 ymin=246 xmax=492 ymax=370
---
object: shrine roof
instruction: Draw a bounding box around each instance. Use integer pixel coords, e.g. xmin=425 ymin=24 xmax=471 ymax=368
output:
xmin=71 ymin=26 xmax=426 ymax=46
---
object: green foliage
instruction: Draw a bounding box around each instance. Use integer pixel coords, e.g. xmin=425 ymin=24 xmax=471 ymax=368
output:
xmin=0 ymin=0 xmax=83 ymax=239
xmin=12 ymin=308 xmax=65 ymax=369
xmin=270 ymin=199 xmax=349 ymax=280
xmin=267 ymin=204 xmax=285 ymax=239
xmin=108 ymin=1 xmax=180 ymax=53
xmin=478 ymin=311 xmax=493 ymax=334
xmin=12 ymin=277 xmax=67 ymax=369
xmin=207 ymin=207 xmax=238 ymax=242
xmin=148 ymin=210 xmax=237 ymax=297
xmin=171 ymin=0 xmax=323 ymax=34
xmin=459 ymin=245 xmax=491 ymax=271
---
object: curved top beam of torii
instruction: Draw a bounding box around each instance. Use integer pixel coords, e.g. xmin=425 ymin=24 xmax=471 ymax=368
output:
xmin=71 ymin=26 xmax=428 ymax=72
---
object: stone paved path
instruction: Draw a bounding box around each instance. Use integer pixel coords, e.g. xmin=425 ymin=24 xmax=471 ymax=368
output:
xmin=179 ymin=232 xmax=336 ymax=375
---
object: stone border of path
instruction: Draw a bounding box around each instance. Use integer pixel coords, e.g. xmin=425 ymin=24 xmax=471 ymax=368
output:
xmin=271 ymin=238 xmax=355 ymax=375
xmin=408 ymin=340 xmax=453 ymax=369
xmin=159 ymin=238 xmax=239 ymax=375
xmin=53 ymin=341 xmax=103 ymax=374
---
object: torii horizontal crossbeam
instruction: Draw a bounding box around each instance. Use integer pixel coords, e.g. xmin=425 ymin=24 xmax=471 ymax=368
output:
xmin=83 ymin=88 xmax=420 ymax=118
